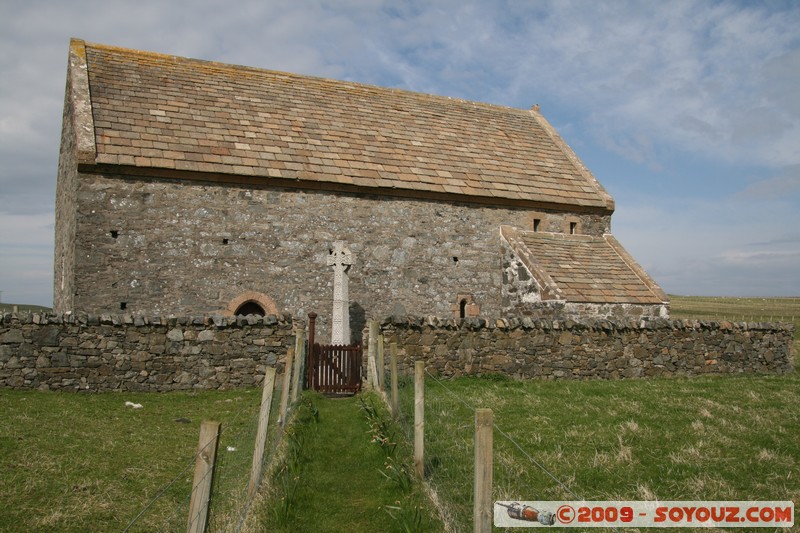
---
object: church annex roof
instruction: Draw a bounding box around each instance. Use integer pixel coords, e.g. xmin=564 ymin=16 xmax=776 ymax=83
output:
xmin=501 ymin=226 xmax=667 ymax=305
xmin=68 ymin=39 xmax=614 ymax=212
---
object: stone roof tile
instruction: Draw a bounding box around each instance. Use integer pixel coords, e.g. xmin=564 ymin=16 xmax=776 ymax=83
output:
xmin=503 ymin=227 xmax=666 ymax=305
xmin=77 ymin=39 xmax=614 ymax=211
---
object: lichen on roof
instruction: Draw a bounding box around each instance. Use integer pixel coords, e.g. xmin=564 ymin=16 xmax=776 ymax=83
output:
xmin=73 ymin=38 xmax=614 ymax=211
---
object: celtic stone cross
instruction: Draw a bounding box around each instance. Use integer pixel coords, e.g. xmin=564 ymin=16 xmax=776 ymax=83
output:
xmin=327 ymin=241 xmax=353 ymax=345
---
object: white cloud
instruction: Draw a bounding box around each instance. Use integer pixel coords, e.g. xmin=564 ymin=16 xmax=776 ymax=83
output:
xmin=738 ymin=165 xmax=800 ymax=199
xmin=468 ymin=1 xmax=800 ymax=170
xmin=719 ymin=249 xmax=800 ymax=265
xmin=1 ymin=0 xmax=799 ymax=302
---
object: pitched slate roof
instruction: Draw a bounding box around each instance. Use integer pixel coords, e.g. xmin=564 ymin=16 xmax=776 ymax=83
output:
xmin=501 ymin=226 xmax=667 ymax=304
xmin=68 ymin=39 xmax=614 ymax=211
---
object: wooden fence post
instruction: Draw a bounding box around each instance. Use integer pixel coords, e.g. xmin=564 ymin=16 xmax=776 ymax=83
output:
xmin=377 ymin=333 xmax=385 ymax=390
xmin=187 ymin=420 xmax=221 ymax=533
xmin=291 ymin=326 xmax=305 ymax=402
xmin=368 ymin=320 xmax=379 ymax=388
xmin=390 ymin=342 xmax=399 ymax=418
xmin=247 ymin=367 xmax=277 ymax=499
xmin=278 ymin=348 xmax=294 ymax=427
xmin=414 ymin=360 xmax=424 ymax=479
xmin=474 ymin=409 xmax=493 ymax=533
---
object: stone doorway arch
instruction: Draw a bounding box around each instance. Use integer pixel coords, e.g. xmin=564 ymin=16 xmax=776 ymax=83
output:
xmin=226 ymin=291 xmax=279 ymax=317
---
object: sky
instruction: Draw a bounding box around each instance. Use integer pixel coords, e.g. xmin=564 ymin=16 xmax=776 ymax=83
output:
xmin=1 ymin=0 xmax=799 ymax=307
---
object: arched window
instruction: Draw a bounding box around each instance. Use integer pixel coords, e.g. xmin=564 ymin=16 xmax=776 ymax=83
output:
xmin=226 ymin=291 xmax=278 ymax=316
xmin=235 ymin=301 xmax=266 ymax=316
xmin=459 ymin=299 xmax=467 ymax=319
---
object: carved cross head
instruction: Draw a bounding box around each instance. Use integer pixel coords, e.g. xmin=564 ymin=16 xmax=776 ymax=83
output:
xmin=327 ymin=241 xmax=353 ymax=269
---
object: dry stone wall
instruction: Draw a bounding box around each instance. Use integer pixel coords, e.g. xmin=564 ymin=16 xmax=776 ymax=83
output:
xmin=382 ymin=316 xmax=795 ymax=379
xmin=0 ymin=312 xmax=293 ymax=392
xmin=2 ymin=312 xmax=792 ymax=392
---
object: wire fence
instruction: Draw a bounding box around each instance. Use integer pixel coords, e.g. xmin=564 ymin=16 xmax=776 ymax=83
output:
xmin=394 ymin=365 xmax=622 ymax=532
xmin=124 ymin=348 xmax=299 ymax=532
xmin=122 ymin=374 xmax=290 ymax=532
xmin=396 ymin=371 xmax=473 ymax=531
xmin=669 ymin=296 xmax=800 ymax=329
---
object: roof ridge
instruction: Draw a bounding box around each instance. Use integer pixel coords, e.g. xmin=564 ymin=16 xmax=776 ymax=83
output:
xmin=82 ymin=39 xmax=537 ymax=117
xmin=516 ymin=229 xmax=597 ymax=242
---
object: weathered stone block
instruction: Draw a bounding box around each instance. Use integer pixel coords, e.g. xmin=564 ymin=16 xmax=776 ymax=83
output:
xmin=0 ymin=330 xmax=24 ymax=344
xmin=197 ymin=330 xmax=215 ymax=342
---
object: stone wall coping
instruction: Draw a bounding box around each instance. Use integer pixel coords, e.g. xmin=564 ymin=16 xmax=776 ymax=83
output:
xmin=381 ymin=315 xmax=796 ymax=333
xmin=3 ymin=313 xmax=792 ymax=334
xmin=0 ymin=312 xmax=293 ymax=328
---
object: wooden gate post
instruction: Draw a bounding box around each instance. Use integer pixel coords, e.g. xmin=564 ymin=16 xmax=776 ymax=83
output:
xmin=187 ymin=421 xmax=221 ymax=533
xmin=474 ymin=409 xmax=493 ymax=533
xmin=307 ymin=313 xmax=317 ymax=390
xmin=414 ymin=360 xmax=424 ymax=479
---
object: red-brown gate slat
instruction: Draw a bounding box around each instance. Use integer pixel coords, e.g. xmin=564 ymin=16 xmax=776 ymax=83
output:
xmin=308 ymin=343 xmax=362 ymax=395
xmin=304 ymin=313 xmax=362 ymax=395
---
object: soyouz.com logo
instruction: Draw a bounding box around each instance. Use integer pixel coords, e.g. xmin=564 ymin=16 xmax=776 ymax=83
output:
xmin=493 ymin=501 xmax=794 ymax=528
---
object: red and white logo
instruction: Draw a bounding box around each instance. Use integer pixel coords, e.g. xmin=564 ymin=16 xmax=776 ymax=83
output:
xmin=494 ymin=500 xmax=794 ymax=528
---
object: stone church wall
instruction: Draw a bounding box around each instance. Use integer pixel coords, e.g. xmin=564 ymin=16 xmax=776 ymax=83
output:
xmin=63 ymin=172 xmax=611 ymax=340
xmin=53 ymin=72 xmax=80 ymax=314
xmin=382 ymin=316 xmax=794 ymax=379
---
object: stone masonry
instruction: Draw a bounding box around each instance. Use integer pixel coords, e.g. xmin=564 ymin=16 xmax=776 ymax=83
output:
xmin=55 ymin=40 xmax=665 ymax=340
xmin=382 ymin=316 xmax=795 ymax=380
xmin=1 ymin=312 xmax=792 ymax=393
xmin=62 ymin=173 xmax=611 ymax=340
xmin=0 ymin=312 xmax=293 ymax=392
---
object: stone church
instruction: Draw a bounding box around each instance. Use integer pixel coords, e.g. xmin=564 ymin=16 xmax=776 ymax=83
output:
xmin=54 ymin=39 xmax=668 ymax=337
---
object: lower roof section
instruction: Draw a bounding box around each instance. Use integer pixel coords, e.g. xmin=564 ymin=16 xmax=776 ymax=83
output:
xmin=501 ymin=226 xmax=667 ymax=305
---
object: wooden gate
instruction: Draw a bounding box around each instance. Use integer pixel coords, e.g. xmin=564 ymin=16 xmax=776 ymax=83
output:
xmin=305 ymin=313 xmax=362 ymax=395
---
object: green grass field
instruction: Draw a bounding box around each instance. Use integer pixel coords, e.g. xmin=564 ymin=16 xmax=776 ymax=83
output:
xmin=391 ymin=296 xmax=798 ymax=532
xmin=0 ymin=303 xmax=52 ymax=314
xmin=245 ymin=392 xmax=442 ymax=532
xmin=0 ymin=296 xmax=796 ymax=531
xmin=398 ymin=371 xmax=798 ymax=532
xmin=0 ymin=387 xmax=271 ymax=532
xmin=669 ymin=295 xmax=800 ymax=329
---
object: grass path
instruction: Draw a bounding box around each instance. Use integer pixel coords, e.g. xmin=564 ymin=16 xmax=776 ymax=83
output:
xmin=258 ymin=393 xmax=440 ymax=532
